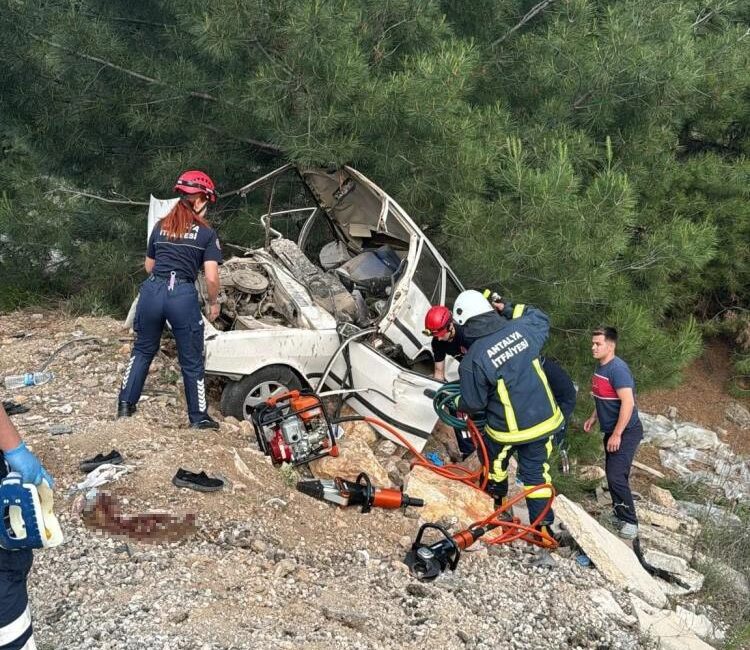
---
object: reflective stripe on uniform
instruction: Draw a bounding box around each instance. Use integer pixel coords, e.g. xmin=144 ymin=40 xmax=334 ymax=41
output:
xmin=486 ymin=408 xmax=563 ymax=444
xmin=19 ymin=636 xmax=37 ymax=650
xmin=489 ymin=444 xmax=513 ymax=483
xmin=524 ymin=485 xmax=552 ymax=498
xmin=524 ymin=436 xmax=554 ymax=498
xmin=486 ymin=358 xmax=564 ymax=444
xmin=496 ymin=379 xmax=518 ymax=432
xmin=532 ymin=358 xmax=557 ymax=413
xmin=0 ymin=606 xmax=31 ymax=646
xmin=486 ymin=312 xmax=563 ymax=444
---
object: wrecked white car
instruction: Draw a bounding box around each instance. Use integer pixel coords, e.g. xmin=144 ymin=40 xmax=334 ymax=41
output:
xmin=144 ymin=165 xmax=463 ymax=450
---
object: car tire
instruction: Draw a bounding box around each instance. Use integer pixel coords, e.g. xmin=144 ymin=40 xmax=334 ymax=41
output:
xmin=220 ymin=366 xmax=304 ymax=421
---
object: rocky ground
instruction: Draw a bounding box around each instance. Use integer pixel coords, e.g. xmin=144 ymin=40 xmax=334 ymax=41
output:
xmin=1 ymin=310 xmax=743 ymax=650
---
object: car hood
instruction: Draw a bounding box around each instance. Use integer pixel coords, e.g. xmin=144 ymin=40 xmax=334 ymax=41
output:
xmin=300 ymin=167 xmax=412 ymax=248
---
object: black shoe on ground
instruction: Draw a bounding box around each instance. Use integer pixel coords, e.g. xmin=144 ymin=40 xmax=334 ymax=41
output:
xmin=117 ymin=401 xmax=137 ymax=418
xmin=172 ymin=468 xmax=224 ymax=492
xmin=2 ymin=400 xmax=30 ymax=416
xmin=79 ymin=450 xmax=124 ymax=473
xmin=190 ymin=416 xmax=219 ymax=430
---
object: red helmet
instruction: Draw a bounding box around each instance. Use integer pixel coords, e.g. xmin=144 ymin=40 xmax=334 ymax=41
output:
xmin=173 ymin=170 xmax=217 ymax=203
xmin=424 ymin=305 xmax=452 ymax=337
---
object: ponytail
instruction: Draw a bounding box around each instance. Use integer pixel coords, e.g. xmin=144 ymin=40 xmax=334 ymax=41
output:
xmin=160 ymin=199 xmax=211 ymax=239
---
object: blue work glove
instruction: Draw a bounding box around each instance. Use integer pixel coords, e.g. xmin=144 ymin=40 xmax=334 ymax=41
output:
xmin=4 ymin=442 xmax=55 ymax=488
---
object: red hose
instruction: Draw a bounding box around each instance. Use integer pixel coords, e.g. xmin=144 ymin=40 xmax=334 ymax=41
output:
xmin=361 ymin=416 xmax=557 ymax=549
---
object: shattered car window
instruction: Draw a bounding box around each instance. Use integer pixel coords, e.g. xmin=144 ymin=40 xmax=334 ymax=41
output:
xmin=445 ymin=272 xmax=461 ymax=309
xmin=412 ymin=243 xmax=442 ymax=305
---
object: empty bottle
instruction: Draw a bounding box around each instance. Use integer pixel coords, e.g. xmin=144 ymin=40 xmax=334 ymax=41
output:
xmin=3 ymin=372 xmax=55 ymax=390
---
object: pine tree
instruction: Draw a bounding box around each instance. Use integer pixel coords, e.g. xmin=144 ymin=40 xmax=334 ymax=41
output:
xmin=0 ymin=0 xmax=748 ymax=388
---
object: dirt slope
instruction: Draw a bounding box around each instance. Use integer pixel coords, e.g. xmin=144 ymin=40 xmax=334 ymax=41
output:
xmin=0 ymin=311 xmax=654 ymax=649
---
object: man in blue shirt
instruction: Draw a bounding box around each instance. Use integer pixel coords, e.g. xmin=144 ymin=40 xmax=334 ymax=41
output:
xmin=584 ymin=326 xmax=643 ymax=539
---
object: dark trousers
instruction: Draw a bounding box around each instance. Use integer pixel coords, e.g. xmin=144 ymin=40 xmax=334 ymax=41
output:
xmin=483 ymin=434 xmax=556 ymax=526
xmin=604 ymin=422 xmax=643 ymax=525
xmin=453 ymin=426 xmax=475 ymax=458
xmin=1 ymin=458 xmax=35 ymax=649
xmin=0 ymin=549 xmax=33 ymax=650
xmin=554 ymin=398 xmax=576 ymax=449
xmin=119 ymin=277 xmax=207 ymax=424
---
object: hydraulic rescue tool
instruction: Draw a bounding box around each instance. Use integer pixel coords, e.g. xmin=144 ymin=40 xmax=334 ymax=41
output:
xmin=251 ymin=390 xmax=339 ymax=466
xmin=296 ymin=471 xmax=424 ymax=513
xmin=0 ymin=472 xmax=63 ymax=550
xmin=404 ymin=522 xmax=498 ymax=581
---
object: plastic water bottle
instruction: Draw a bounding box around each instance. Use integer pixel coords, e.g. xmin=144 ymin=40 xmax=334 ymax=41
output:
xmin=3 ymin=372 xmax=55 ymax=390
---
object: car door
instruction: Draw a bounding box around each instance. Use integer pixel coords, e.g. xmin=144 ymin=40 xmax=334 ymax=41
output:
xmin=315 ymin=338 xmax=443 ymax=451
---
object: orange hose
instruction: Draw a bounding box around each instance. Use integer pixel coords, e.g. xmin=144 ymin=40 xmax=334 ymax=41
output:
xmin=361 ymin=416 xmax=557 ymax=549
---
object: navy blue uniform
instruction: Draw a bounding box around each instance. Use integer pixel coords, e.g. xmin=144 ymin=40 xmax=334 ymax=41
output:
xmin=431 ymin=327 xmax=467 ymax=364
xmin=592 ymin=356 xmax=643 ymax=525
xmin=457 ymin=303 xmax=563 ymax=527
xmin=540 ymin=356 xmax=577 ymax=449
xmin=0 ymin=455 xmax=35 ymax=650
xmin=431 ymin=327 xmax=474 ymax=458
xmin=119 ymin=220 xmax=222 ymax=424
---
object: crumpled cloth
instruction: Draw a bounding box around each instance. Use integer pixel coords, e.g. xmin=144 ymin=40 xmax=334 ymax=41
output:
xmin=68 ymin=463 xmax=135 ymax=495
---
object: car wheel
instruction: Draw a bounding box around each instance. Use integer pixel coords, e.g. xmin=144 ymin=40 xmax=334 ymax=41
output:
xmin=220 ymin=366 xmax=304 ymax=421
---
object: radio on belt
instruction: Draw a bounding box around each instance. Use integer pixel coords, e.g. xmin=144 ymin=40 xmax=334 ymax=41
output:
xmin=251 ymin=389 xmax=340 ymax=466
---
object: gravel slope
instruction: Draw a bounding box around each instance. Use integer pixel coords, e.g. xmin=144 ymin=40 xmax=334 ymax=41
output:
xmin=1 ymin=312 xmax=650 ymax=649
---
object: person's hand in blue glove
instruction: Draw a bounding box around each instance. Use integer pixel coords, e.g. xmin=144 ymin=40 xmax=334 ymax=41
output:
xmin=4 ymin=442 xmax=55 ymax=488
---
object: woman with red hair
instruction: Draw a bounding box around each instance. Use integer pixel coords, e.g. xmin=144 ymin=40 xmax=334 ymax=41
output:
xmin=118 ymin=170 xmax=222 ymax=429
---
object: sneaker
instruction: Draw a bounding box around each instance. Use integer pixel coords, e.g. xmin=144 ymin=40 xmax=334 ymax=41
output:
xmin=608 ymin=513 xmax=625 ymax=530
xmin=117 ymin=401 xmax=137 ymax=418
xmin=190 ymin=416 xmax=219 ymax=430
xmin=79 ymin=450 xmax=124 ymax=473
xmin=619 ymin=522 xmax=639 ymax=540
xmin=172 ymin=468 xmax=224 ymax=492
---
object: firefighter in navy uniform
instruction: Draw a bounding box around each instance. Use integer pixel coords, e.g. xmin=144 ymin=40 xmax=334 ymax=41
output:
xmin=452 ymin=290 xmax=563 ymax=538
xmin=540 ymin=355 xmax=577 ymax=474
xmin=1 ymin=403 xmax=54 ymax=650
xmin=424 ymin=305 xmax=474 ymax=459
xmin=118 ymin=170 xmax=223 ymax=429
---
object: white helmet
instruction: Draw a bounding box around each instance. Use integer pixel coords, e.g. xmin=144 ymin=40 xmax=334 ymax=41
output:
xmin=453 ymin=290 xmax=493 ymax=326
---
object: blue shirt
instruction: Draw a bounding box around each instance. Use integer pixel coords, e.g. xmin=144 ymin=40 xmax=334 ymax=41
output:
xmin=591 ymin=356 xmax=640 ymax=433
xmin=431 ymin=326 xmax=467 ymax=363
xmin=147 ymin=221 xmax=223 ymax=283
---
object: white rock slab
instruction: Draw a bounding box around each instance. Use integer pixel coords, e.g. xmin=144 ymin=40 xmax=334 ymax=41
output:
xmin=630 ymin=596 xmax=715 ymax=650
xmin=676 ymin=606 xmax=725 ymax=643
xmin=554 ymin=495 xmax=667 ymax=608
xmin=588 ymin=588 xmax=637 ymax=627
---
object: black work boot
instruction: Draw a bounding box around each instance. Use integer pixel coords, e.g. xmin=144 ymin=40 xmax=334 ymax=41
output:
xmin=190 ymin=415 xmax=220 ymax=430
xmin=117 ymin=401 xmax=137 ymax=418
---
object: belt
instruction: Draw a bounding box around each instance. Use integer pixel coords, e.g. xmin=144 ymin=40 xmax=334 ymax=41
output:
xmin=149 ymin=273 xmax=193 ymax=287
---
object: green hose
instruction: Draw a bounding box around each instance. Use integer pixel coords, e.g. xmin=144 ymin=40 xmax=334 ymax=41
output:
xmin=431 ymin=382 xmax=486 ymax=430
